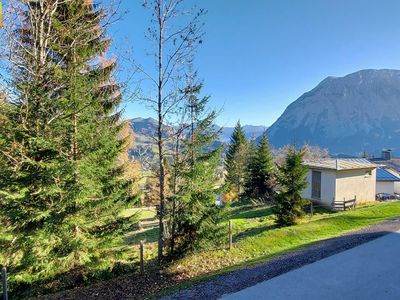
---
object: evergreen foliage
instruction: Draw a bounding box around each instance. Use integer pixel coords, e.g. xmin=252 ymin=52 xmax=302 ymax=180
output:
xmin=245 ymin=132 xmax=275 ymax=201
xmin=0 ymin=1 xmax=137 ymax=290
xmin=168 ymin=78 xmax=226 ymax=256
xmin=225 ymin=121 xmax=248 ymax=195
xmin=273 ymin=147 xmax=308 ymax=226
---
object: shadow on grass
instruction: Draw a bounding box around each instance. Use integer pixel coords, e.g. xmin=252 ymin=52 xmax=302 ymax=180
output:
xmin=27 ymin=222 xmax=400 ymax=300
xmin=303 ymin=203 xmax=335 ymax=215
xmin=232 ymin=207 xmax=274 ymax=220
xmin=153 ymin=229 xmax=399 ymax=299
xmin=14 ymin=204 xmax=400 ymax=299
xmin=140 ymin=216 xmax=157 ymax=222
xmin=125 ymin=227 xmax=159 ymax=245
xmin=233 ymin=223 xmax=277 ymax=242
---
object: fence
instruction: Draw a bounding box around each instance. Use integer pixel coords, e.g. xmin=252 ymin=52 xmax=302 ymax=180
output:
xmin=332 ymin=196 xmax=357 ymax=211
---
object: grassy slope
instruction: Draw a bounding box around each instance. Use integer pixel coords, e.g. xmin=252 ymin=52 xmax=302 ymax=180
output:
xmin=166 ymin=201 xmax=400 ymax=284
xmin=16 ymin=201 xmax=400 ymax=298
xmin=121 ymin=207 xmax=159 ymax=261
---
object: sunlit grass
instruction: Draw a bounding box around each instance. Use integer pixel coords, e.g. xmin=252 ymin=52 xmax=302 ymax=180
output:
xmin=166 ymin=201 xmax=400 ymax=282
xmin=120 ymin=207 xmax=156 ymax=220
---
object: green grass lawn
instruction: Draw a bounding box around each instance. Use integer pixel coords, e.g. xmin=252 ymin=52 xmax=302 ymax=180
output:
xmin=166 ymin=201 xmax=400 ymax=282
xmin=110 ymin=201 xmax=400 ymax=289
xmin=121 ymin=207 xmax=159 ymax=261
xmin=10 ymin=201 xmax=400 ymax=298
xmin=120 ymin=207 xmax=157 ymax=220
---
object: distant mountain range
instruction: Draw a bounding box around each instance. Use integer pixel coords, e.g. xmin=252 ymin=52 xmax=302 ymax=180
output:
xmin=267 ymin=69 xmax=400 ymax=156
xmin=130 ymin=69 xmax=400 ymax=159
xmin=129 ymin=117 xmax=267 ymax=159
xmin=130 ymin=117 xmax=266 ymax=140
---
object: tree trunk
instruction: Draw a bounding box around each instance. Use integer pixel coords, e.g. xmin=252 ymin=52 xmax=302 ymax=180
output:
xmin=157 ymin=15 xmax=165 ymax=263
xmin=170 ymin=135 xmax=181 ymax=255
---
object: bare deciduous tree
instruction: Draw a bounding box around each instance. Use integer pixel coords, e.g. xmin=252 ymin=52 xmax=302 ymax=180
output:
xmin=135 ymin=0 xmax=206 ymax=262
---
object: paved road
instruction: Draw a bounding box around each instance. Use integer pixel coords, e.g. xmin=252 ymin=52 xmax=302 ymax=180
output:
xmin=222 ymin=230 xmax=400 ymax=300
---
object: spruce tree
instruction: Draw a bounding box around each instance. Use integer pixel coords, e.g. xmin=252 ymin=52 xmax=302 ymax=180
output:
xmin=244 ymin=137 xmax=258 ymax=198
xmin=0 ymin=1 xmax=137 ymax=290
xmin=225 ymin=121 xmax=248 ymax=196
xmin=273 ymin=147 xmax=308 ymax=226
xmin=139 ymin=0 xmax=206 ymax=262
xmin=168 ymin=78 xmax=225 ymax=255
xmin=245 ymin=132 xmax=275 ymax=201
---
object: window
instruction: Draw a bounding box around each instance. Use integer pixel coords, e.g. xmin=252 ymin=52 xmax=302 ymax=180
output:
xmin=312 ymin=171 xmax=321 ymax=199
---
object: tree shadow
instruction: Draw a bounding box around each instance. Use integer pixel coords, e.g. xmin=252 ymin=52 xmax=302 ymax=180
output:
xmin=124 ymin=227 xmax=159 ymax=245
xmin=230 ymin=206 xmax=274 ymax=219
xmin=303 ymin=203 xmax=336 ymax=215
xmin=30 ymin=227 xmax=400 ymax=300
xmin=234 ymin=224 xmax=277 ymax=242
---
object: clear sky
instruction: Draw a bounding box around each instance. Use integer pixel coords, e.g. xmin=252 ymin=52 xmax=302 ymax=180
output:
xmin=108 ymin=0 xmax=400 ymax=127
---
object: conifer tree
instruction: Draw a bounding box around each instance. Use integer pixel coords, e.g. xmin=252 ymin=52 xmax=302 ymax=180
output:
xmin=168 ymin=76 xmax=225 ymax=255
xmin=273 ymin=147 xmax=308 ymax=226
xmin=244 ymin=137 xmax=257 ymax=197
xmin=139 ymin=0 xmax=206 ymax=262
xmin=245 ymin=132 xmax=275 ymax=201
xmin=0 ymin=0 xmax=137 ymax=289
xmin=225 ymin=121 xmax=248 ymax=195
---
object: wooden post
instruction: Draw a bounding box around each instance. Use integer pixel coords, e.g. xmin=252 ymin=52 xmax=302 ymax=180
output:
xmin=2 ymin=267 xmax=7 ymax=300
xmin=228 ymin=220 xmax=233 ymax=250
xmin=354 ymin=195 xmax=357 ymax=209
xmin=140 ymin=240 xmax=144 ymax=275
xmin=310 ymin=202 xmax=314 ymax=218
xmin=343 ymin=197 xmax=346 ymax=211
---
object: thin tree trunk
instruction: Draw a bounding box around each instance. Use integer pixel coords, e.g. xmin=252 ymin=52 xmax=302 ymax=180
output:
xmin=72 ymin=112 xmax=78 ymax=160
xmin=190 ymin=95 xmax=195 ymax=167
xmin=170 ymin=134 xmax=181 ymax=255
xmin=157 ymin=13 xmax=165 ymax=263
xmin=72 ymin=51 xmax=78 ymax=162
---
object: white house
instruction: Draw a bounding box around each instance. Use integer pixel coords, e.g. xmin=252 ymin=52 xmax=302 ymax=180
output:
xmin=302 ymin=159 xmax=377 ymax=208
xmin=376 ymin=168 xmax=400 ymax=195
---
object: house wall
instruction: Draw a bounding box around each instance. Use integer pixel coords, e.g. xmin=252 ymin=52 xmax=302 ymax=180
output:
xmin=395 ymin=182 xmax=400 ymax=194
xmin=302 ymin=169 xmax=336 ymax=206
xmin=321 ymin=171 xmax=336 ymax=205
xmin=376 ymin=181 xmax=395 ymax=195
xmin=335 ymin=169 xmax=376 ymax=203
xmin=385 ymin=169 xmax=400 ymax=194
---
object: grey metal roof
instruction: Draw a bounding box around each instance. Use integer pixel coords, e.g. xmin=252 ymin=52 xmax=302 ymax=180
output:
xmin=370 ymin=158 xmax=400 ymax=173
xmin=303 ymin=158 xmax=377 ymax=171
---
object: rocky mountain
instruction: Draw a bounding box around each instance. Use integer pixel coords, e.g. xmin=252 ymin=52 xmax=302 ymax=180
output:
xmin=267 ymin=69 xmax=400 ymax=156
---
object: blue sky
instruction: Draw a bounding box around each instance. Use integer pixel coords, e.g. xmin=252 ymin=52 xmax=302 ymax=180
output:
xmin=108 ymin=0 xmax=400 ymax=127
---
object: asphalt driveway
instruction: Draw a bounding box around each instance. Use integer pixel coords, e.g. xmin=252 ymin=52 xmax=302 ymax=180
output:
xmin=222 ymin=230 xmax=400 ymax=300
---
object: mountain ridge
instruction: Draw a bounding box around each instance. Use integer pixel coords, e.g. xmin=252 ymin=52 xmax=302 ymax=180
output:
xmin=129 ymin=117 xmax=268 ymax=159
xmin=267 ymin=69 xmax=400 ymax=155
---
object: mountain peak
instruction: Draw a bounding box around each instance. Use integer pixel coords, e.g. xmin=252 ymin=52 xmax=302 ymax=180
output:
xmin=268 ymin=69 xmax=400 ymax=155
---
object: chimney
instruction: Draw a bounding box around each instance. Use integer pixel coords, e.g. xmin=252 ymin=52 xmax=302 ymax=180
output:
xmin=381 ymin=149 xmax=392 ymax=161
